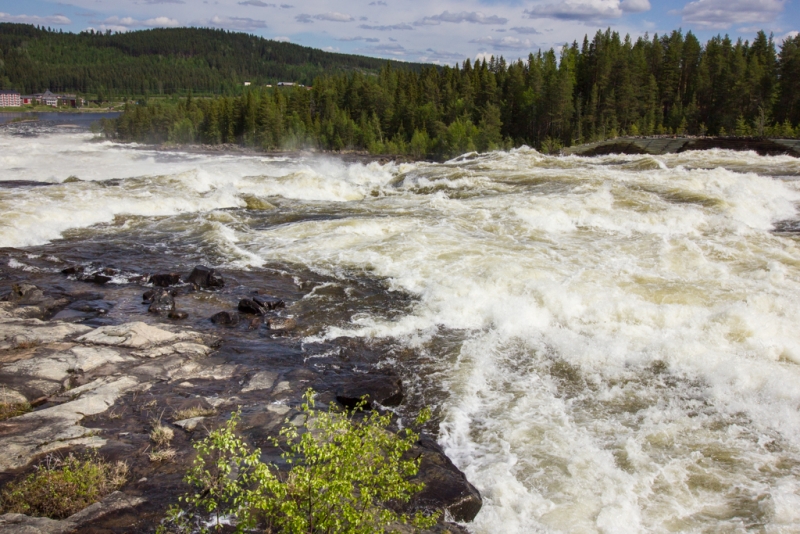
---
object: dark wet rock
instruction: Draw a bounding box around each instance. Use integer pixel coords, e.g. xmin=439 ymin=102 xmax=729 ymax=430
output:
xmin=238 ymin=298 xmax=267 ymax=316
xmin=248 ymin=316 xmax=263 ymax=330
xmin=147 ymin=290 xmax=175 ymax=315
xmin=407 ymin=436 xmax=483 ymax=523
xmin=142 ymin=289 xmax=156 ymax=302
xmin=86 ymin=273 xmax=112 ymax=285
xmin=253 ymin=295 xmax=285 ymax=310
xmin=210 ymin=311 xmax=239 ymax=326
xmin=61 ymin=265 xmax=84 ymax=277
xmin=336 ymin=374 xmax=403 ymax=409
xmin=149 ymin=273 xmax=182 ymax=287
xmin=266 ymin=317 xmax=297 ymax=332
xmin=186 ymin=265 xmax=224 ymax=290
xmin=169 ymin=310 xmax=188 ymax=320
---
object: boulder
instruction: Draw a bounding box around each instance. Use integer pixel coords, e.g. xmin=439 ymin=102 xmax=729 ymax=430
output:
xmin=86 ymin=273 xmax=112 ymax=285
xmin=168 ymin=310 xmax=188 ymax=320
xmin=407 ymin=437 xmax=483 ymax=523
xmin=210 ymin=311 xmax=239 ymax=326
xmin=149 ymin=273 xmax=181 ymax=287
xmin=238 ymin=298 xmax=267 ymax=316
xmin=253 ymin=295 xmax=285 ymax=310
xmin=186 ymin=266 xmax=224 ymax=289
xmin=147 ymin=290 xmax=175 ymax=315
xmin=336 ymin=374 xmax=403 ymax=409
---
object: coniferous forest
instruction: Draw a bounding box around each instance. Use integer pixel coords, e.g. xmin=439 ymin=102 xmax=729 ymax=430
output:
xmin=0 ymin=23 xmax=428 ymax=95
xmin=107 ymin=29 xmax=800 ymax=158
xmin=2 ymin=23 xmax=800 ymax=157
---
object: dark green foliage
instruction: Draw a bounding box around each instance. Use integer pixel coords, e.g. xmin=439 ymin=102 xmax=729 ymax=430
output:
xmin=0 ymin=23 xmax=429 ymax=96
xmin=92 ymin=27 xmax=800 ymax=158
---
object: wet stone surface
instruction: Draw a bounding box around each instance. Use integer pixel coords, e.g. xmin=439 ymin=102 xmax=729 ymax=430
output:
xmin=0 ymin=246 xmax=481 ymax=533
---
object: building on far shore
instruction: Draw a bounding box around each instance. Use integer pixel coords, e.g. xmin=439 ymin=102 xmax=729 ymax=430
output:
xmin=21 ymin=95 xmax=34 ymax=105
xmin=0 ymin=91 xmax=21 ymax=107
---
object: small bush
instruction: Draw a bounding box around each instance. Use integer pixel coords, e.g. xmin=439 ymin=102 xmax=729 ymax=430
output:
xmin=159 ymin=389 xmax=438 ymax=533
xmin=0 ymin=401 xmax=31 ymax=421
xmin=0 ymin=452 xmax=128 ymax=519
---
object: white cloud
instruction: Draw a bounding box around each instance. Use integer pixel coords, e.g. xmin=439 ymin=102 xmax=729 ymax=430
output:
xmin=314 ymin=12 xmax=354 ymax=22
xmin=238 ymin=1 xmax=276 ymax=6
xmin=359 ymin=23 xmax=414 ymax=30
xmin=677 ymin=0 xmax=785 ymax=29
xmin=524 ymin=0 xmax=650 ymax=21
xmin=272 ymin=35 xmax=290 ymax=42
xmin=471 ymin=35 xmax=535 ymax=50
xmin=101 ymin=15 xmax=179 ymax=28
xmin=0 ymin=12 xmax=72 ymax=25
xmin=416 ymin=11 xmax=508 ymax=26
xmin=476 ymin=52 xmax=494 ymax=63
xmin=206 ymin=15 xmax=267 ymax=30
xmin=775 ymin=30 xmax=798 ymax=45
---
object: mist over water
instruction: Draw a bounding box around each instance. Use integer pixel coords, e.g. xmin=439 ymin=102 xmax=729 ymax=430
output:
xmin=3 ymin=129 xmax=800 ymax=532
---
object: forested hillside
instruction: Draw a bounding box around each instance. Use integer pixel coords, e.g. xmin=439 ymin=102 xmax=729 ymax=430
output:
xmin=0 ymin=23 xmax=429 ymax=95
xmin=107 ymin=28 xmax=800 ymax=158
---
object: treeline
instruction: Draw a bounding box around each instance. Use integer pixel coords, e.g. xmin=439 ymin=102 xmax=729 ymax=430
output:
xmin=0 ymin=24 xmax=429 ymax=96
xmin=106 ymin=28 xmax=800 ymax=158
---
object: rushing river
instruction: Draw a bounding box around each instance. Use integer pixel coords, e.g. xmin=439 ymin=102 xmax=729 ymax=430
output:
xmin=2 ymin=127 xmax=800 ymax=533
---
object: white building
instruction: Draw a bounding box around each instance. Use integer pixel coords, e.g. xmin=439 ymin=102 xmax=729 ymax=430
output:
xmin=0 ymin=91 xmax=21 ymax=107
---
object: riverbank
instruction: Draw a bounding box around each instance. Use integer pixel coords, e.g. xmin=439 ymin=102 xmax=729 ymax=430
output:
xmin=562 ymin=136 xmax=800 ymax=157
xmin=0 ymin=258 xmax=481 ymax=532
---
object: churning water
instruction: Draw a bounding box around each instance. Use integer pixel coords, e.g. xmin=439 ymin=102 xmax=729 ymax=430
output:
xmin=3 ymin=128 xmax=800 ymax=533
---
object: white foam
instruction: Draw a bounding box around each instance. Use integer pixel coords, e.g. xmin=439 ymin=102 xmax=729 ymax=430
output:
xmin=5 ymin=130 xmax=800 ymax=531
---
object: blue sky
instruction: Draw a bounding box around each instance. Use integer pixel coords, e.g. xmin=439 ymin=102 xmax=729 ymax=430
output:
xmin=1 ymin=0 xmax=797 ymax=64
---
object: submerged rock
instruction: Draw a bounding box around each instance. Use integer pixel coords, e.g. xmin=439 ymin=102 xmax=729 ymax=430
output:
xmin=266 ymin=317 xmax=297 ymax=332
xmin=147 ymin=289 xmax=175 ymax=315
xmin=168 ymin=310 xmax=188 ymax=320
xmin=238 ymin=298 xmax=267 ymax=316
xmin=210 ymin=311 xmax=239 ymax=326
xmin=149 ymin=273 xmax=181 ymax=287
xmin=253 ymin=295 xmax=285 ymax=310
xmin=336 ymin=374 xmax=403 ymax=409
xmin=186 ymin=265 xmax=224 ymax=290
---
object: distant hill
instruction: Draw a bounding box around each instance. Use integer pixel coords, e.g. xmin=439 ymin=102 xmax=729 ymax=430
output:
xmin=0 ymin=23 xmax=431 ymax=96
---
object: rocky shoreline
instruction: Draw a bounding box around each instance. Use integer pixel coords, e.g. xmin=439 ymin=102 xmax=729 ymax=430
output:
xmin=0 ymin=263 xmax=481 ymax=533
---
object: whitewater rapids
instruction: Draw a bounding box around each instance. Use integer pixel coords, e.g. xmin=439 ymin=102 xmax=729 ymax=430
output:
xmin=3 ymin=129 xmax=800 ymax=532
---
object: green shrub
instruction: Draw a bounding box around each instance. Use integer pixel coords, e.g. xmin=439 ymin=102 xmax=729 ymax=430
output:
xmin=0 ymin=452 xmax=128 ymax=519
xmin=160 ymin=389 xmax=438 ymax=533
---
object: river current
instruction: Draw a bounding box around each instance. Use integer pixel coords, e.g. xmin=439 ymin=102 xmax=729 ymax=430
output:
xmin=2 ymin=127 xmax=800 ymax=533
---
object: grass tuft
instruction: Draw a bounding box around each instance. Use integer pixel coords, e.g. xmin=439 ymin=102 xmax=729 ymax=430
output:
xmin=172 ymin=406 xmax=216 ymax=421
xmin=0 ymin=452 xmax=128 ymax=519
xmin=0 ymin=401 xmax=32 ymax=421
xmin=150 ymin=422 xmax=174 ymax=448
xmin=148 ymin=448 xmax=177 ymax=463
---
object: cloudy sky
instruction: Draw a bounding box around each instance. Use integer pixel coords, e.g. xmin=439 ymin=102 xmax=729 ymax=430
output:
xmin=1 ymin=0 xmax=797 ymax=64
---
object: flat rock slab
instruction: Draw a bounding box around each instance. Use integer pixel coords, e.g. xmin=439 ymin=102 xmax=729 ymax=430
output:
xmin=0 ymin=318 xmax=219 ymax=472
xmin=77 ymin=322 xmax=194 ymax=349
xmin=0 ymin=319 xmax=91 ymax=350
xmin=0 ymin=491 xmax=146 ymax=534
